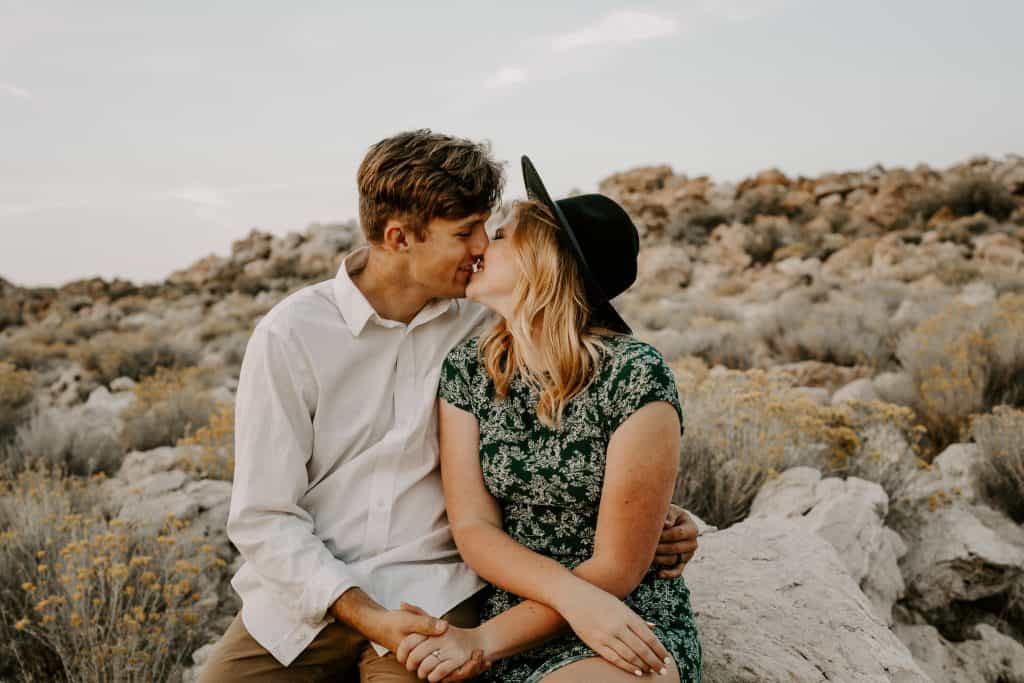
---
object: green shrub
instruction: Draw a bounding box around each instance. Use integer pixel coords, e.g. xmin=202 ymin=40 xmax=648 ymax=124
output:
xmin=0 ymin=362 xmax=35 ymax=443
xmin=73 ymin=331 xmax=198 ymax=385
xmin=970 ymin=406 xmax=1024 ymax=523
xmin=911 ymin=175 xmax=1017 ymax=222
xmin=120 ymin=368 xmax=216 ymax=453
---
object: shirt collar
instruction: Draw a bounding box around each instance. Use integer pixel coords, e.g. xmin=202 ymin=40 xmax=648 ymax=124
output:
xmin=333 ymin=247 xmax=456 ymax=336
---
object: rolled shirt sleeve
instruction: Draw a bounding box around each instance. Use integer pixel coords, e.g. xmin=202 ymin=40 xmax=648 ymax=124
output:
xmin=227 ymin=323 xmax=358 ymax=626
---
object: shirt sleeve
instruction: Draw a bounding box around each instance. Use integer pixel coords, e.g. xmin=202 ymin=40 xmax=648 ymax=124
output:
xmin=227 ymin=324 xmax=359 ymax=625
xmin=604 ymin=342 xmax=685 ymax=436
xmin=437 ymin=339 xmax=477 ymax=414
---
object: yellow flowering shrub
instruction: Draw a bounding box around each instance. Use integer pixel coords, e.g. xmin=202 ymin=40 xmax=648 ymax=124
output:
xmin=120 ymin=367 xmax=216 ymax=452
xmin=0 ymin=468 xmax=224 ymax=681
xmin=177 ymin=404 xmax=235 ymax=481
xmin=675 ymin=368 xmax=859 ymax=528
xmin=0 ymin=362 xmax=35 ymax=442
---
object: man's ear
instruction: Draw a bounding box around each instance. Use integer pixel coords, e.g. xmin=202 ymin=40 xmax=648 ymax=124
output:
xmin=381 ymin=218 xmax=411 ymax=253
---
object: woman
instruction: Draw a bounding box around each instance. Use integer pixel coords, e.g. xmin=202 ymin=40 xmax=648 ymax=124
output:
xmin=397 ymin=157 xmax=702 ymax=682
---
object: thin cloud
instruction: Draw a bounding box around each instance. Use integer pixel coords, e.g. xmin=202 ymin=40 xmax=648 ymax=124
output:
xmin=484 ymin=67 xmax=529 ymax=90
xmin=551 ymin=10 xmax=679 ymax=52
xmin=1 ymin=82 xmax=32 ymax=99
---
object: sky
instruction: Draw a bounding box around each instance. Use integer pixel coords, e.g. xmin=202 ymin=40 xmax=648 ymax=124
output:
xmin=2 ymin=0 xmax=1022 ymax=287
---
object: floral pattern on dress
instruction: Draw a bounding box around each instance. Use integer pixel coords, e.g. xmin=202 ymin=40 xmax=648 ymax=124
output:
xmin=438 ymin=334 xmax=702 ymax=683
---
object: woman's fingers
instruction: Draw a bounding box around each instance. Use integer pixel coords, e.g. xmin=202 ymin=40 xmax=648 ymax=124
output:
xmin=629 ymin=621 xmax=671 ymax=669
xmin=657 ymin=565 xmax=686 ymax=579
xmin=406 ymin=639 xmax=439 ymax=672
xmin=619 ymin=626 xmax=667 ymax=673
xmin=596 ymin=642 xmax=645 ymax=677
xmin=426 ymin=656 xmax=463 ymax=683
xmin=396 ymin=633 xmax=428 ymax=665
xmin=418 ymin=652 xmax=443 ymax=680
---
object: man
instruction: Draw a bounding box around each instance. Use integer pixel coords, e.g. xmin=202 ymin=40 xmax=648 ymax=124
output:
xmin=199 ymin=130 xmax=699 ymax=682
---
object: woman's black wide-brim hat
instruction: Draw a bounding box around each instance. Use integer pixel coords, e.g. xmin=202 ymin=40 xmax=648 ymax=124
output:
xmin=521 ymin=155 xmax=638 ymax=335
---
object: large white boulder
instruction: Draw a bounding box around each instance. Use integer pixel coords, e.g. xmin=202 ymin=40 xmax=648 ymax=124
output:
xmin=894 ymin=622 xmax=1024 ymax=683
xmin=685 ymin=515 xmax=928 ymax=682
xmin=750 ymin=467 xmax=907 ymax=625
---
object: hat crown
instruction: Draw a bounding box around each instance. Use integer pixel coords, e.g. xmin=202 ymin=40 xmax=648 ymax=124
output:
xmin=554 ymin=194 xmax=639 ymax=303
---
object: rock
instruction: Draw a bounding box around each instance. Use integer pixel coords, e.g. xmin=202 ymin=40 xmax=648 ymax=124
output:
xmin=184 ymin=479 xmax=232 ymax=510
xmin=118 ymin=490 xmax=200 ymax=534
xmin=901 ymin=443 xmax=984 ymax=505
xmin=686 ymin=516 xmax=928 ymax=682
xmin=85 ymin=385 xmax=134 ymax=413
xmin=117 ymin=446 xmax=185 ymax=481
xmin=821 ymin=237 xmax=877 ymax=281
xmin=109 ymin=376 xmax=137 ymax=392
xmin=974 ymin=232 xmax=1024 ymax=271
xmin=704 ymin=223 xmax=753 ymax=273
xmin=831 ymin=377 xmax=880 ymax=406
xmin=894 ymin=622 xmax=1024 ymax=683
xmin=896 ymin=502 xmax=1024 ymax=612
xmin=954 ymin=281 xmax=996 ymax=307
xmin=750 ymin=467 xmax=907 ymax=625
xmin=872 ymin=371 xmax=917 ymax=407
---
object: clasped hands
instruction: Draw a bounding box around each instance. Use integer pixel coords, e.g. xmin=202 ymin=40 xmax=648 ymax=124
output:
xmin=394 ymin=506 xmax=698 ymax=681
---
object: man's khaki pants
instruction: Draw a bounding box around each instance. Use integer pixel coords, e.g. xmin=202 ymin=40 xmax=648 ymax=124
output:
xmin=197 ymin=596 xmax=480 ymax=683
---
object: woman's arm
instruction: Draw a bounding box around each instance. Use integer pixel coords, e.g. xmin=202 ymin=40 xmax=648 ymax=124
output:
xmin=411 ymin=396 xmax=680 ymax=676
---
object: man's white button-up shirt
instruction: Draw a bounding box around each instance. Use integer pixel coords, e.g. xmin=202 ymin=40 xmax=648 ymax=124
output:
xmin=228 ymin=247 xmax=493 ymax=666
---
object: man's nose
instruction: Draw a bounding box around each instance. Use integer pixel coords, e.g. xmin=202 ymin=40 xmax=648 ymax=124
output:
xmin=470 ymin=229 xmax=490 ymax=255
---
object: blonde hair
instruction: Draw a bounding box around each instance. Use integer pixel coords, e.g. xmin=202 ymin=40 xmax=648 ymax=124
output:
xmin=478 ymin=200 xmax=616 ymax=429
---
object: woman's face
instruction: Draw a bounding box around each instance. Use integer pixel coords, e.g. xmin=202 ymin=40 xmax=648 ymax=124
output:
xmin=465 ymin=214 xmax=522 ymax=317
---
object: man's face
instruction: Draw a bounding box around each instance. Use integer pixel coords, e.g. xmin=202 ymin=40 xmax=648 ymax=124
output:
xmin=406 ymin=211 xmax=491 ymax=300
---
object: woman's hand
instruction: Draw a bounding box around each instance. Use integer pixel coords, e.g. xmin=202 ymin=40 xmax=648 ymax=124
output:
xmin=556 ymin=581 xmax=671 ymax=676
xmin=396 ymin=625 xmax=491 ymax=682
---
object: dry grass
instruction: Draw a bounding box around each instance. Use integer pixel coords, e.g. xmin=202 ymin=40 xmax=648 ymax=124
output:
xmin=675 ymin=368 xmax=859 ymax=528
xmin=0 ymin=469 xmax=225 ymax=681
xmin=73 ymin=330 xmax=198 ymax=385
xmin=2 ymin=408 xmax=124 ymax=477
xmin=0 ymin=362 xmax=35 ymax=443
xmin=177 ymin=404 xmax=235 ymax=481
xmin=120 ymin=367 xmax=217 ymax=453
xmin=897 ymin=294 xmax=1024 ymax=450
xmin=910 ymin=174 xmax=1017 ymax=223
xmin=970 ymin=406 xmax=1024 ymax=523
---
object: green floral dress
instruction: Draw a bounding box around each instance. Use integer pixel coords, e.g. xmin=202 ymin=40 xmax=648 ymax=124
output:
xmin=438 ymin=334 xmax=702 ymax=683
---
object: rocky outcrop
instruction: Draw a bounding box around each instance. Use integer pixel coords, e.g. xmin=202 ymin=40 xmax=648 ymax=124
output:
xmin=686 ymin=515 xmax=928 ymax=682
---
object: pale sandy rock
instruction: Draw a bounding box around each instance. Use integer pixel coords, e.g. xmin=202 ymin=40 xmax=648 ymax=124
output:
xmin=686 ymin=515 xmax=927 ymax=682
xmin=831 ymin=377 xmax=880 ymax=405
xmin=954 ymin=281 xmax=996 ymax=307
xmin=109 ymin=376 xmax=137 ymax=392
xmin=821 ymin=237 xmax=876 ymax=281
xmin=85 ymin=385 xmax=134 ymax=413
xmin=974 ymin=232 xmax=1024 ymax=270
xmin=184 ymin=479 xmax=232 ymax=510
xmin=894 ymin=622 xmax=1024 ymax=683
xmin=873 ymin=371 xmax=917 ymax=407
xmin=117 ymin=446 xmax=184 ymax=481
xmin=896 ymin=502 xmax=1024 ymax=612
xmin=704 ymin=223 xmax=753 ymax=272
xmin=901 ymin=443 xmax=983 ymax=505
xmin=774 ymin=256 xmax=821 ymax=280
xmin=750 ymin=467 xmax=907 ymax=625
xmin=770 ymin=360 xmax=872 ymax=393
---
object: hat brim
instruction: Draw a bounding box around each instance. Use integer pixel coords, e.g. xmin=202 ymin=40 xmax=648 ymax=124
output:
xmin=521 ymin=155 xmax=631 ymax=335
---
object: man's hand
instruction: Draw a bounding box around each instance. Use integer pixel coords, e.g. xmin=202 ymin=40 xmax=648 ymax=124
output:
xmin=653 ymin=504 xmax=698 ymax=579
xmin=331 ymin=589 xmax=448 ymax=653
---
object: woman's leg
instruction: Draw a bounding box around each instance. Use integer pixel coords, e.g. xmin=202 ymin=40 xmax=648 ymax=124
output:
xmin=540 ymin=656 xmax=680 ymax=683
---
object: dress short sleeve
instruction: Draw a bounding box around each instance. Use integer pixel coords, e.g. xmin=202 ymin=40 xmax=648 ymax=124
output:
xmin=603 ymin=340 xmax=684 ymax=436
xmin=438 ymin=337 xmax=479 ymax=414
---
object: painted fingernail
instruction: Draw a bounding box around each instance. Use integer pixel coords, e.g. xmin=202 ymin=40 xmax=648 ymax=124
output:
xmin=660 ymin=667 xmax=668 ymax=675
xmin=634 ymin=670 xmax=643 ymax=677
xmin=664 ymin=656 xmax=672 ymax=664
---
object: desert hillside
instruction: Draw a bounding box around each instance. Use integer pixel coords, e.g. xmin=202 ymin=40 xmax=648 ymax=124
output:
xmin=2 ymin=154 xmax=1023 ymax=682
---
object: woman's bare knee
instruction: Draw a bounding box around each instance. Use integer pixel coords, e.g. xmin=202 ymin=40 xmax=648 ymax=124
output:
xmin=540 ymin=656 xmax=680 ymax=683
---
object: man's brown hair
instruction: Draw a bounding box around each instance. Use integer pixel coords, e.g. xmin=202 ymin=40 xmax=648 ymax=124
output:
xmin=357 ymin=129 xmax=504 ymax=242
